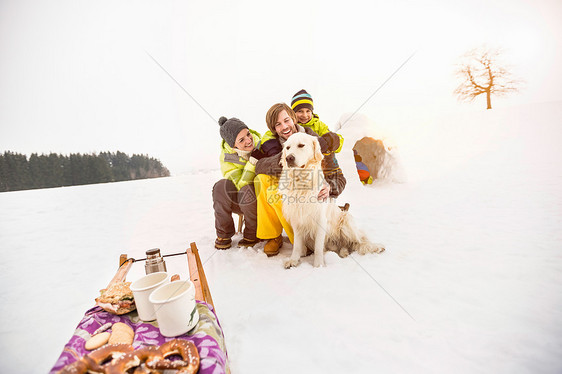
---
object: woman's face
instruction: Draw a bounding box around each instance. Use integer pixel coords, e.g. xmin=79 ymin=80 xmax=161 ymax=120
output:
xmin=295 ymin=108 xmax=313 ymax=124
xmin=233 ymin=129 xmax=254 ymax=151
xmin=274 ymin=110 xmax=297 ymax=140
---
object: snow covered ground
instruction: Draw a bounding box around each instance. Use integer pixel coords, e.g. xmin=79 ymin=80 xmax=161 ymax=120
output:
xmin=1 ymin=102 xmax=561 ymax=373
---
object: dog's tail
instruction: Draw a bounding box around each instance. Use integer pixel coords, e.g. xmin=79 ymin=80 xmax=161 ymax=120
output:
xmin=339 ymin=213 xmax=385 ymax=255
xmin=355 ymin=233 xmax=385 ymax=255
xmin=329 ymin=211 xmax=385 ymax=255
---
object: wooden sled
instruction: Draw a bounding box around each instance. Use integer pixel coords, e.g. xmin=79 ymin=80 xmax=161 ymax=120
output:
xmin=51 ymin=242 xmax=229 ymax=374
xmin=115 ymin=242 xmax=214 ymax=308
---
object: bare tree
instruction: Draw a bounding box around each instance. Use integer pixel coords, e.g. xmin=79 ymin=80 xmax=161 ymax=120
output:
xmin=454 ymin=46 xmax=522 ymax=109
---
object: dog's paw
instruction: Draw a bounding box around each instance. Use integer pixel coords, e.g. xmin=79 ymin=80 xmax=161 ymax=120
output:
xmin=284 ymin=258 xmax=300 ymax=269
xmin=313 ymin=257 xmax=326 ymax=268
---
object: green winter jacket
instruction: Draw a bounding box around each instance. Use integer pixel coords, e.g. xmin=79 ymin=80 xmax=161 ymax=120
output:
xmin=300 ymin=115 xmax=344 ymax=153
xmin=219 ymin=129 xmax=262 ymax=190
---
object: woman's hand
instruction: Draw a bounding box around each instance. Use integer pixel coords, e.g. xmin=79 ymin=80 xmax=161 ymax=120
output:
xmin=318 ymin=182 xmax=331 ymax=201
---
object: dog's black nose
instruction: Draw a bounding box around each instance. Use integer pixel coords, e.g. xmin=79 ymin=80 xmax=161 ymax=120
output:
xmin=285 ymin=154 xmax=295 ymax=165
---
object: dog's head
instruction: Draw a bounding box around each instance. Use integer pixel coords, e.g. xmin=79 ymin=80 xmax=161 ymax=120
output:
xmin=280 ymin=133 xmax=324 ymax=169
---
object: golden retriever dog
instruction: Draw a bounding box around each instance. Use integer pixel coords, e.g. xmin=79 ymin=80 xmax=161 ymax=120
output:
xmin=279 ymin=133 xmax=385 ymax=268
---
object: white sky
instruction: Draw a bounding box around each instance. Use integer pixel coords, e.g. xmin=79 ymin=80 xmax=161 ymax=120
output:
xmin=1 ymin=0 xmax=561 ymax=174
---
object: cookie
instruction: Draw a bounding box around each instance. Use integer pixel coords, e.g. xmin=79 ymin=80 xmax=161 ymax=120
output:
xmin=108 ymin=322 xmax=134 ymax=345
xmin=85 ymin=331 xmax=111 ymax=350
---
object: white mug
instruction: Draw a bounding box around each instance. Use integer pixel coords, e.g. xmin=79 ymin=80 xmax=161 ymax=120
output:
xmin=130 ymin=272 xmax=170 ymax=322
xmin=149 ymin=280 xmax=199 ymax=337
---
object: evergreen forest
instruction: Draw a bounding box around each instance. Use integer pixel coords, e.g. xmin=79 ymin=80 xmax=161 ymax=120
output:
xmin=0 ymin=151 xmax=170 ymax=192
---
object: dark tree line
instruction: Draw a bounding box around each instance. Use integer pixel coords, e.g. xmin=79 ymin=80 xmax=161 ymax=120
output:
xmin=0 ymin=151 xmax=170 ymax=192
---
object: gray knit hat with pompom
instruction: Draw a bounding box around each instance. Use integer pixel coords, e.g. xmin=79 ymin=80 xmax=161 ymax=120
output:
xmin=218 ymin=116 xmax=248 ymax=147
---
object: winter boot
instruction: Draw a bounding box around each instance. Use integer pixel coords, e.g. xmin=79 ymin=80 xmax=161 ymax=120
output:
xmin=264 ymin=235 xmax=283 ymax=257
xmin=238 ymin=237 xmax=261 ymax=247
xmin=214 ymin=237 xmax=232 ymax=250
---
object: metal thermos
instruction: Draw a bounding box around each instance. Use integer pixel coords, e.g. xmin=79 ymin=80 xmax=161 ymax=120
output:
xmin=145 ymin=248 xmax=167 ymax=274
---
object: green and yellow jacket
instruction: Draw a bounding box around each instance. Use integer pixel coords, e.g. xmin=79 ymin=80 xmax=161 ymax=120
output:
xmin=219 ymin=129 xmax=261 ymax=190
xmin=300 ymin=115 xmax=344 ymax=153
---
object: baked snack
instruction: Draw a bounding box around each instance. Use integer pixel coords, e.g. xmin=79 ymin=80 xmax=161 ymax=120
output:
xmin=92 ymin=322 xmax=112 ymax=335
xmin=107 ymin=339 xmax=200 ymax=374
xmin=85 ymin=331 xmax=111 ymax=350
xmin=58 ymin=344 xmax=134 ymax=373
xmin=108 ymin=322 xmax=134 ymax=345
xmin=59 ymin=340 xmax=199 ymax=374
xmin=95 ymin=282 xmax=136 ymax=315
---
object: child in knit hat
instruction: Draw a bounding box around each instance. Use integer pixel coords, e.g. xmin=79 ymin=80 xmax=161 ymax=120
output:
xmin=290 ymin=89 xmax=344 ymax=153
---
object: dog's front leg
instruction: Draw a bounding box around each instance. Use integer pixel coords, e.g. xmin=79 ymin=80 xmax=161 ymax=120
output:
xmin=284 ymin=231 xmax=305 ymax=269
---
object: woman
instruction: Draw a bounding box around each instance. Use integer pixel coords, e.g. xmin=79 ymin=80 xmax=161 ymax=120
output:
xmin=254 ymin=103 xmax=346 ymax=256
xmin=213 ymin=116 xmax=262 ymax=249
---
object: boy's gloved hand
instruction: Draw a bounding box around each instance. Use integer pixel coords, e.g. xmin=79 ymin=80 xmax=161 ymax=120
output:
xmin=320 ymin=132 xmax=340 ymax=152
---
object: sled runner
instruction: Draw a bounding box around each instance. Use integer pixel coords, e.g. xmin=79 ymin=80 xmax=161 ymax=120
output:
xmin=50 ymin=242 xmax=230 ymax=374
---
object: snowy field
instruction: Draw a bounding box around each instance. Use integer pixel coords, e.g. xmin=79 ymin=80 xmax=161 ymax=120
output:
xmin=1 ymin=102 xmax=561 ymax=373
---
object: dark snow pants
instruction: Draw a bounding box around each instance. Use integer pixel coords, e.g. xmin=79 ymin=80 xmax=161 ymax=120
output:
xmin=212 ymin=179 xmax=257 ymax=240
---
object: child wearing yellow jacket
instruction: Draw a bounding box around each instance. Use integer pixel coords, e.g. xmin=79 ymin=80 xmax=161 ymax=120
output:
xmin=291 ymin=89 xmax=344 ymax=153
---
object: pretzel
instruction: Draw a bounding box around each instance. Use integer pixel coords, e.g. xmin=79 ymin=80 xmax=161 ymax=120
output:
xmin=105 ymin=346 xmax=163 ymax=374
xmin=60 ymin=339 xmax=199 ymax=374
xmin=58 ymin=344 xmax=133 ymax=373
xmin=147 ymin=339 xmax=200 ymax=373
xmin=93 ymin=322 xmax=113 ymax=336
xmin=105 ymin=339 xmax=199 ymax=374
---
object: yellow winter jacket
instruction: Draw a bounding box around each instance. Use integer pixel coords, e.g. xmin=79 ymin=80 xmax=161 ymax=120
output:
xmin=219 ymin=130 xmax=261 ymax=190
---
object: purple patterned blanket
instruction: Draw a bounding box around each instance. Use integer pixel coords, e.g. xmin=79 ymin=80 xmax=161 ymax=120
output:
xmin=50 ymin=301 xmax=229 ymax=373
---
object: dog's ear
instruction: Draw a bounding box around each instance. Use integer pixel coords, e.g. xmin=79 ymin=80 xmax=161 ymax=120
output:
xmin=312 ymin=137 xmax=324 ymax=163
